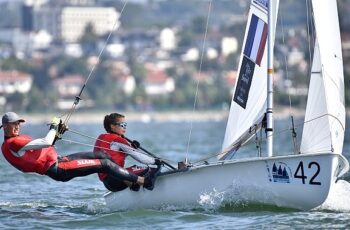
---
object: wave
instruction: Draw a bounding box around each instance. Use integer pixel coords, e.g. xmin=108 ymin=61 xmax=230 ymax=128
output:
xmin=316 ymin=179 xmax=350 ymax=212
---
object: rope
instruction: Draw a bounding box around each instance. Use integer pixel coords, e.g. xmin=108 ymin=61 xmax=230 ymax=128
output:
xmin=62 ymin=111 xmax=343 ymax=167
xmin=191 ymin=113 xmax=341 ymax=164
xmin=305 ymin=0 xmax=313 ymax=70
xmin=279 ymin=9 xmax=293 ymax=112
xmin=59 ymin=138 xmax=159 ymax=160
xmin=189 ymin=2 xmax=344 ymax=164
xmin=63 ymin=128 xmax=175 ymax=164
xmin=185 ymin=0 xmax=212 ymax=162
xmin=61 ymin=1 xmax=129 ymax=128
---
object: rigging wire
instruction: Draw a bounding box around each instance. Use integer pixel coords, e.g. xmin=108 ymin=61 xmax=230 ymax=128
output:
xmin=305 ymin=0 xmax=313 ymax=70
xmin=272 ymin=114 xmax=344 ymax=138
xmin=191 ymin=113 xmax=339 ymax=164
xmin=279 ymin=7 xmax=292 ymax=112
xmin=278 ymin=0 xmax=316 ymax=154
xmin=185 ymin=1 xmax=344 ymax=164
xmin=54 ymin=0 xmax=223 ymax=168
xmin=185 ymin=0 xmax=212 ymax=163
xmin=54 ymin=1 xmax=178 ymax=168
xmin=279 ymin=8 xmax=300 ymax=154
xmin=59 ymin=138 xmax=164 ymax=162
xmin=61 ymin=1 xmax=129 ymax=129
xmin=61 ymin=129 xmax=175 ymax=167
xmin=52 ymin=1 xmax=336 ymax=166
xmin=302 ymin=0 xmax=340 ymax=153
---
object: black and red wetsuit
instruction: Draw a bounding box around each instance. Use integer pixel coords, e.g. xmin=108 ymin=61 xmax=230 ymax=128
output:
xmin=94 ymin=133 xmax=148 ymax=191
xmin=1 ymin=129 xmax=139 ymax=184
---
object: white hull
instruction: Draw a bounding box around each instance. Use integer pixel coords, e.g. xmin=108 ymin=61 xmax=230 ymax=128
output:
xmin=104 ymin=153 xmax=349 ymax=211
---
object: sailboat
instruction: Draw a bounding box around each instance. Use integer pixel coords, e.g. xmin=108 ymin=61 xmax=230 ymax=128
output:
xmin=104 ymin=0 xmax=349 ymax=211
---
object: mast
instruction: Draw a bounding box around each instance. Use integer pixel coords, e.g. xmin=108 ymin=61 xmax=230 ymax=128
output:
xmin=266 ymin=0 xmax=274 ymax=157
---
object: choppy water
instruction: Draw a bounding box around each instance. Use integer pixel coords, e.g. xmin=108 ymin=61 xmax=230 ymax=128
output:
xmin=1 ymin=117 xmax=350 ymax=229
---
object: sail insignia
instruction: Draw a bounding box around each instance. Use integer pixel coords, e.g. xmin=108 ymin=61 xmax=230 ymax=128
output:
xmin=221 ymin=1 xmax=279 ymax=155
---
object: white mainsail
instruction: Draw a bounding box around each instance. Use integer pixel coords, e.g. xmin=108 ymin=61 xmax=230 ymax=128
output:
xmin=300 ymin=0 xmax=345 ymax=155
xmin=221 ymin=0 xmax=279 ymax=158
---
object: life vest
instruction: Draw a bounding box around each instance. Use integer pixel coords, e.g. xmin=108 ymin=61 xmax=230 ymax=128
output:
xmin=1 ymin=134 xmax=58 ymax=175
xmin=94 ymin=133 xmax=130 ymax=181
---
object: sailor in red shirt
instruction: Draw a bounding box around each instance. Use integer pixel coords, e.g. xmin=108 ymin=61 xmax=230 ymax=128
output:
xmin=94 ymin=113 xmax=161 ymax=192
xmin=1 ymin=112 xmax=156 ymax=190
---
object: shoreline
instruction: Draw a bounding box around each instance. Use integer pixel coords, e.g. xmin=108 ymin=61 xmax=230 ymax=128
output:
xmin=20 ymin=107 xmax=307 ymax=124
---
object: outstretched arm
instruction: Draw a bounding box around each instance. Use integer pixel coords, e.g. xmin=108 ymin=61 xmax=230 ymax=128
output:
xmin=20 ymin=129 xmax=56 ymax=151
xmin=20 ymin=117 xmax=60 ymax=151
xmin=110 ymin=142 xmax=156 ymax=165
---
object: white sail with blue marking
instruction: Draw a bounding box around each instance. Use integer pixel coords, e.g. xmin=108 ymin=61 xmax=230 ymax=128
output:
xmin=220 ymin=0 xmax=279 ymax=159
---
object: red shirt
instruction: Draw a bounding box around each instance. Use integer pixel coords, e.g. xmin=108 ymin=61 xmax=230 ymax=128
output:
xmin=94 ymin=133 xmax=130 ymax=181
xmin=1 ymin=134 xmax=58 ymax=175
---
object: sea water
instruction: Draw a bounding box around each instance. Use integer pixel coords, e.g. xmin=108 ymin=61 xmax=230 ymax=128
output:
xmin=1 ymin=117 xmax=350 ymax=229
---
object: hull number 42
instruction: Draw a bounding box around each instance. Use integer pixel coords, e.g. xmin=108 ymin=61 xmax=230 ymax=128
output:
xmin=294 ymin=161 xmax=321 ymax=185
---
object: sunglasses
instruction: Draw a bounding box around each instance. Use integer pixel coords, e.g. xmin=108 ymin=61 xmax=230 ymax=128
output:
xmin=112 ymin=122 xmax=127 ymax=128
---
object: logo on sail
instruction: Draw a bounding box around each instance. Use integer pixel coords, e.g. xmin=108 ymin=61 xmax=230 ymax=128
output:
xmin=233 ymin=57 xmax=255 ymax=108
xmin=253 ymin=0 xmax=268 ymax=11
xmin=233 ymin=14 xmax=267 ymax=109
xmin=271 ymin=162 xmax=290 ymax=183
xmin=244 ymin=14 xmax=267 ymax=66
